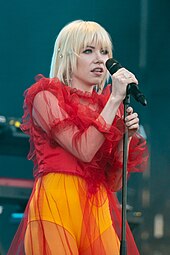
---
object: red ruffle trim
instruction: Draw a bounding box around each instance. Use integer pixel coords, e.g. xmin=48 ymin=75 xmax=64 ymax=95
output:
xmin=128 ymin=133 xmax=149 ymax=172
xmin=20 ymin=75 xmax=148 ymax=193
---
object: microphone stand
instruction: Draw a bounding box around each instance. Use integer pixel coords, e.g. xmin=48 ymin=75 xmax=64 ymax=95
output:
xmin=120 ymin=86 xmax=131 ymax=255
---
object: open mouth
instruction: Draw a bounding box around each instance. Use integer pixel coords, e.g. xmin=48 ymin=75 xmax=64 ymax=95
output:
xmin=91 ymin=67 xmax=104 ymax=73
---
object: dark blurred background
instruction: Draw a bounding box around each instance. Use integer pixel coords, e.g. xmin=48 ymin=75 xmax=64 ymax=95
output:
xmin=0 ymin=0 xmax=169 ymax=254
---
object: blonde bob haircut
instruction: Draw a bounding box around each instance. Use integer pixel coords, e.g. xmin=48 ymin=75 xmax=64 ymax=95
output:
xmin=49 ymin=20 xmax=113 ymax=92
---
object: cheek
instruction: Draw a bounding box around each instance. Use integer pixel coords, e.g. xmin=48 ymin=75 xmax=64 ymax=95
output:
xmin=103 ymin=68 xmax=108 ymax=76
xmin=77 ymin=60 xmax=87 ymax=71
xmin=104 ymin=56 xmax=109 ymax=64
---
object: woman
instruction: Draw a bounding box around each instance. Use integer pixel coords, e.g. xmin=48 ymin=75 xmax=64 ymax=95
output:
xmin=8 ymin=20 xmax=148 ymax=255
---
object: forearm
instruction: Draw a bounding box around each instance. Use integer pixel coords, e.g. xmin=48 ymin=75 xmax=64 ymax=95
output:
xmin=54 ymin=126 xmax=105 ymax=162
xmin=73 ymin=95 xmax=123 ymax=161
xmin=99 ymin=94 xmax=122 ymax=125
xmin=117 ymin=136 xmax=132 ymax=161
xmin=107 ymin=137 xmax=132 ymax=192
xmin=33 ymin=90 xmax=124 ymax=163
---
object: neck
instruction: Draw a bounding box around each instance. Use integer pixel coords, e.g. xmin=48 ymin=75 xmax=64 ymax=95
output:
xmin=71 ymin=79 xmax=95 ymax=93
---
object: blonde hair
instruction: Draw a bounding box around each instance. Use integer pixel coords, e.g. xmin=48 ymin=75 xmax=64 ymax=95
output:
xmin=49 ymin=20 xmax=113 ymax=91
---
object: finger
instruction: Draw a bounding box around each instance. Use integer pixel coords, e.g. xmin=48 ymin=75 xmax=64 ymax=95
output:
xmin=113 ymin=75 xmax=138 ymax=85
xmin=125 ymin=112 xmax=138 ymax=121
xmin=127 ymin=123 xmax=139 ymax=130
xmin=126 ymin=117 xmax=139 ymax=127
xmin=128 ymin=77 xmax=138 ymax=84
xmin=125 ymin=114 xmax=139 ymax=124
xmin=126 ymin=107 xmax=133 ymax=114
xmin=115 ymin=68 xmax=138 ymax=84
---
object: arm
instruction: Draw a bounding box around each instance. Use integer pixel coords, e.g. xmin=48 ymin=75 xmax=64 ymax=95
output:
xmin=32 ymin=90 xmax=123 ymax=162
xmin=32 ymin=67 xmax=139 ymax=163
xmin=105 ymin=107 xmax=147 ymax=192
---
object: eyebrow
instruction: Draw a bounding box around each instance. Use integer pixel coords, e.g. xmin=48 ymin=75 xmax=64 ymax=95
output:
xmin=86 ymin=45 xmax=95 ymax=49
xmin=85 ymin=45 xmax=107 ymax=50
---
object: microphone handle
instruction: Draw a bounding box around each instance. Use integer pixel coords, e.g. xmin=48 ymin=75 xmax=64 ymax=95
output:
xmin=106 ymin=59 xmax=147 ymax=106
xmin=128 ymin=83 xmax=147 ymax=106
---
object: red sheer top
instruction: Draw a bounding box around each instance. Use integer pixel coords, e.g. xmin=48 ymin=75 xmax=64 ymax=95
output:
xmin=21 ymin=75 xmax=148 ymax=193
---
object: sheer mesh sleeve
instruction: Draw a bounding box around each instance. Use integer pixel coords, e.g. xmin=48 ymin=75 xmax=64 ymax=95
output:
xmin=21 ymin=76 xmax=148 ymax=192
xmin=103 ymin=132 xmax=149 ymax=192
xmin=97 ymin=102 xmax=149 ymax=192
xmin=32 ymin=90 xmax=107 ymax=162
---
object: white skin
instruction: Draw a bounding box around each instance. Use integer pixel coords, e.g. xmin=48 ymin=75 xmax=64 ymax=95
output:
xmin=33 ymin=42 xmax=139 ymax=190
xmin=28 ymin=41 xmax=141 ymax=255
xmin=71 ymin=45 xmax=108 ymax=92
xmin=70 ymin=43 xmax=139 ymax=190
xmin=71 ymin=44 xmax=139 ymax=138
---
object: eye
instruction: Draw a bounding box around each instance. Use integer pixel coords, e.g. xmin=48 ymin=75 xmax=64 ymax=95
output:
xmin=82 ymin=48 xmax=93 ymax=54
xmin=101 ymin=49 xmax=109 ymax=55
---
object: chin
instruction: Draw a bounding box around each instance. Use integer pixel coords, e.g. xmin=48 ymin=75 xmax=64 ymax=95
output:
xmin=93 ymin=78 xmax=103 ymax=85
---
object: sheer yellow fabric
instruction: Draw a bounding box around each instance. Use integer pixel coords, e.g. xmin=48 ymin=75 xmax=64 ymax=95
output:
xmin=25 ymin=173 xmax=120 ymax=254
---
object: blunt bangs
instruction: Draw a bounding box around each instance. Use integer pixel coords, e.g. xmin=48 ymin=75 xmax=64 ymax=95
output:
xmin=72 ymin=21 xmax=112 ymax=58
xmin=50 ymin=20 xmax=113 ymax=91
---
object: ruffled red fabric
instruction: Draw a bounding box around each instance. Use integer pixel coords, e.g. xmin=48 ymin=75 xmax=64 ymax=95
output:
xmin=7 ymin=75 xmax=149 ymax=255
xmin=21 ymin=75 xmax=148 ymax=194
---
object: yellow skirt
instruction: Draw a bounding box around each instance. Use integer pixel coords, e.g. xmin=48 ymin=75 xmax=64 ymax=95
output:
xmin=25 ymin=173 xmax=120 ymax=254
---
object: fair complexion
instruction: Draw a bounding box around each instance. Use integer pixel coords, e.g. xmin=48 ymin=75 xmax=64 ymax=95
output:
xmin=71 ymin=44 xmax=139 ymax=137
xmin=71 ymin=43 xmax=140 ymax=166
xmin=33 ymin=43 xmax=139 ymax=165
xmin=100 ymin=68 xmax=139 ymax=190
xmin=96 ymin=63 xmax=139 ymax=139
xmin=71 ymin=44 xmax=108 ymax=92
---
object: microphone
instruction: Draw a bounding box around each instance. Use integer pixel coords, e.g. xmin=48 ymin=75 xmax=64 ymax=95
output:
xmin=106 ymin=58 xmax=147 ymax=106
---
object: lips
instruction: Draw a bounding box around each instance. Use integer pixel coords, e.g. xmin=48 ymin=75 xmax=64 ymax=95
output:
xmin=91 ymin=67 xmax=104 ymax=73
xmin=91 ymin=67 xmax=104 ymax=76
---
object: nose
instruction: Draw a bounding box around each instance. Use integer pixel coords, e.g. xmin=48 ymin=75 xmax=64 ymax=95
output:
xmin=94 ymin=51 xmax=104 ymax=64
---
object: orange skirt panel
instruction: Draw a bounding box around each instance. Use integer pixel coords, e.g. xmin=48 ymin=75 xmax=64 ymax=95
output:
xmin=26 ymin=173 xmax=120 ymax=254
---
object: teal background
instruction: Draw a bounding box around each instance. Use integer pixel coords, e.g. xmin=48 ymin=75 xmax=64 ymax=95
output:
xmin=0 ymin=0 xmax=169 ymax=254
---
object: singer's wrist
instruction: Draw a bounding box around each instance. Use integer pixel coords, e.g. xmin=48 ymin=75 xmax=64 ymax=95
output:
xmin=100 ymin=94 xmax=122 ymax=126
xmin=109 ymin=93 xmax=123 ymax=105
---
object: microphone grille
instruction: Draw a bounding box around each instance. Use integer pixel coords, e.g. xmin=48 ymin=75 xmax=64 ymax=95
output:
xmin=106 ymin=58 xmax=122 ymax=75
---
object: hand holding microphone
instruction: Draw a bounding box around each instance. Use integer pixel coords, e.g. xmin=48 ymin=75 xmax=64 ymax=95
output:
xmin=106 ymin=58 xmax=147 ymax=106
